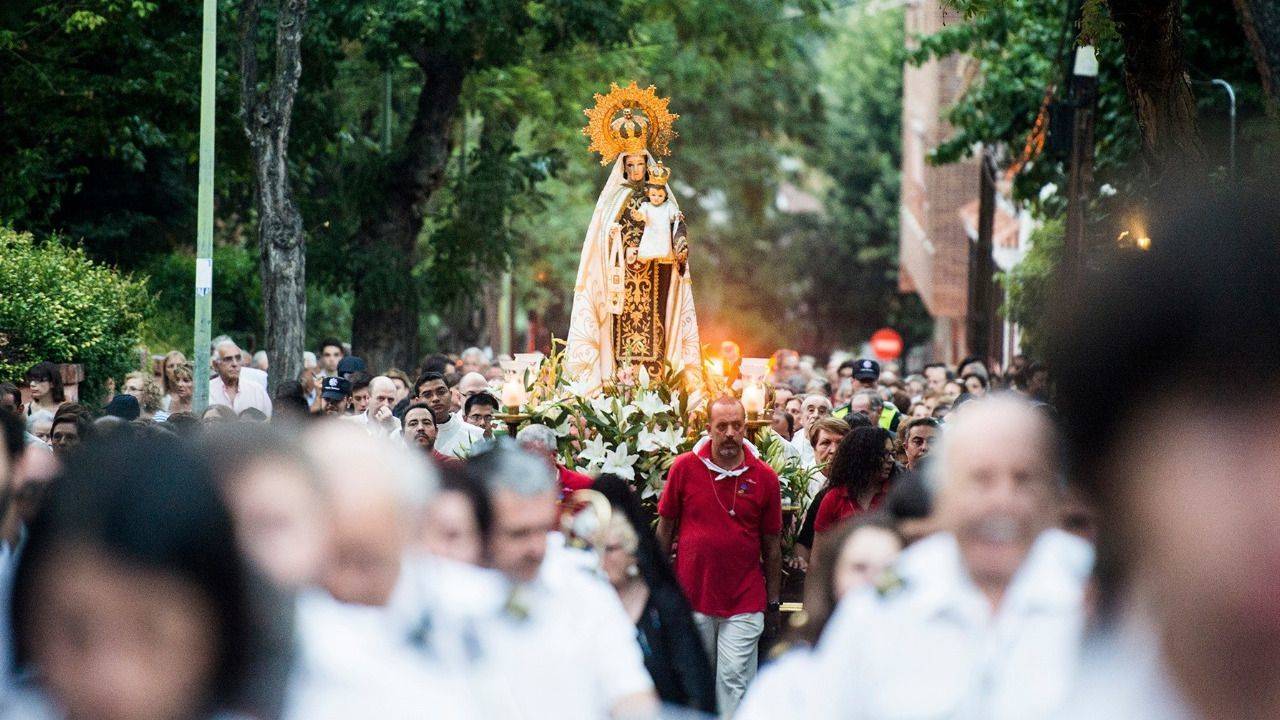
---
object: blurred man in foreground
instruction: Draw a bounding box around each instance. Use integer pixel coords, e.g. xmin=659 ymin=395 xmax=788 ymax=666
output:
xmin=812 ymin=396 xmax=1092 ymax=719
xmin=1051 ymin=186 xmax=1280 ymax=720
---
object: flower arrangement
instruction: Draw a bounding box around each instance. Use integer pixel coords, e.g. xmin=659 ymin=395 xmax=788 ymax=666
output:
xmin=498 ymin=345 xmax=820 ymax=548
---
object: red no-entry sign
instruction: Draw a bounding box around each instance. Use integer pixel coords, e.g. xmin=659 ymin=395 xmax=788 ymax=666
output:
xmin=870 ymin=328 xmax=903 ymax=360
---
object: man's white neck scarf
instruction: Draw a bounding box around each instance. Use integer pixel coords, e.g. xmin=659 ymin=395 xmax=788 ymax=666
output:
xmin=691 ymin=436 xmax=761 ymax=481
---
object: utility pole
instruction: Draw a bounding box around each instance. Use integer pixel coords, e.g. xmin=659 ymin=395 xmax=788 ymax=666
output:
xmin=193 ymin=0 xmax=217 ymax=413
xmin=1061 ymin=45 xmax=1099 ymax=293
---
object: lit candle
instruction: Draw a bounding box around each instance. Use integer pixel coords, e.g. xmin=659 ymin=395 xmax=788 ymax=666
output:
xmin=501 ymin=379 xmax=526 ymax=410
xmin=742 ymin=383 xmax=766 ymax=415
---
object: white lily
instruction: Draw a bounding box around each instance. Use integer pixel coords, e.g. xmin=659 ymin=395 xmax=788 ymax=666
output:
xmin=617 ymin=403 xmax=638 ymax=425
xmin=589 ymin=395 xmax=615 ymax=419
xmin=637 ymin=364 xmax=652 ymax=389
xmin=553 ymin=416 xmax=573 ymax=438
xmin=633 ymin=391 xmax=670 ymax=418
xmin=600 ymin=441 xmax=639 ymax=480
xmin=636 ymin=427 xmax=663 ymax=453
xmin=577 ymin=434 xmax=610 ymax=466
xmin=653 ymin=425 xmax=686 ymax=452
xmin=565 ymin=378 xmax=596 ymax=399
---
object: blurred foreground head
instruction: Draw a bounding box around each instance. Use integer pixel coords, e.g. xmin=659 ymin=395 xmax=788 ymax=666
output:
xmin=304 ymin=422 xmax=438 ymax=606
xmin=10 ymin=435 xmax=251 ymax=720
xmin=1051 ymin=183 xmax=1280 ymax=719
xmin=930 ymin=395 xmax=1059 ymax=599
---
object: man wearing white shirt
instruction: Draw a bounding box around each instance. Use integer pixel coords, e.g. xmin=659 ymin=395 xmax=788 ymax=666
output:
xmin=345 ymin=376 xmax=401 ymax=438
xmin=209 ymin=339 xmax=273 ymax=417
xmin=414 ymin=371 xmax=483 ymax=458
xmin=468 ymin=441 xmax=658 ymax=720
xmin=811 ymin=396 xmax=1091 ymax=720
xmin=792 ymin=394 xmax=832 ymax=467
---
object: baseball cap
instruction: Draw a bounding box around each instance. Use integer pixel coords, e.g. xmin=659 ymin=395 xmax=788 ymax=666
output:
xmin=853 ymin=358 xmax=881 ymax=382
xmin=336 ymin=356 xmax=367 ymax=377
xmin=321 ymin=375 xmax=352 ymax=400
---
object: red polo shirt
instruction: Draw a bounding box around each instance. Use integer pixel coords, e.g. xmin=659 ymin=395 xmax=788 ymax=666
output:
xmin=558 ymin=464 xmax=595 ymax=501
xmin=813 ymin=482 xmax=887 ymax=534
xmin=658 ymin=443 xmax=782 ymax=618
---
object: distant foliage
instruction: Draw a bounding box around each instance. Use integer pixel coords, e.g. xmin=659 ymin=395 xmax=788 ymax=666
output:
xmin=0 ymin=226 xmax=150 ymax=404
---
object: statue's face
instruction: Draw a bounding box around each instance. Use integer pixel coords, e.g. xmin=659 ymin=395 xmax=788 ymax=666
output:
xmin=624 ymin=154 xmax=647 ymax=183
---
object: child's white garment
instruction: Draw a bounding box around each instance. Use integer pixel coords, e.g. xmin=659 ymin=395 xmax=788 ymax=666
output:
xmin=637 ymin=201 xmax=678 ymax=261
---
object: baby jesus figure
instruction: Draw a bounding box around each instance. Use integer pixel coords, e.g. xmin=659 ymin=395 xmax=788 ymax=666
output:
xmin=627 ymin=163 xmax=686 ymax=266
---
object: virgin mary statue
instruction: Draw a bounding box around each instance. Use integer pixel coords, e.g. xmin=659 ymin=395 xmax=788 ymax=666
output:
xmin=565 ymin=82 xmax=703 ymax=392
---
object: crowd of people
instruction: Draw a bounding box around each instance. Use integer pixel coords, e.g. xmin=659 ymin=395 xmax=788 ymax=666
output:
xmin=1 ymin=189 xmax=1278 ymax=720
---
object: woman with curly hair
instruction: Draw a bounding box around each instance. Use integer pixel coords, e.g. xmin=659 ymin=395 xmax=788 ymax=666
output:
xmin=123 ymin=371 xmax=165 ymax=421
xmin=813 ymin=426 xmax=896 ymax=537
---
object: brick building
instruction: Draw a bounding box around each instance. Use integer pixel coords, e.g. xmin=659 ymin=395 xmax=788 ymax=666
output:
xmin=897 ymin=0 xmax=980 ymax=365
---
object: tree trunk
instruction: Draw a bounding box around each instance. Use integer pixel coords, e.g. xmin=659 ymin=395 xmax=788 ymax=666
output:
xmin=1233 ymin=0 xmax=1280 ymax=111
xmin=240 ymin=0 xmax=308 ymax=394
xmin=1108 ymin=0 xmax=1206 ymax=178
xmin=350 ymin=54 xmax=467 ymax=373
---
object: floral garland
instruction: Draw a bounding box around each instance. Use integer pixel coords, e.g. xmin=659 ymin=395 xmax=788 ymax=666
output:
xmin=499 ymin=347 xmax=819 ymax=547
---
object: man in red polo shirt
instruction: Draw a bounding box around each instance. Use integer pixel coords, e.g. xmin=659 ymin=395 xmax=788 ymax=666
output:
xmin=515 ymin=422 xmax=594 ymax=501
xmin=657 ymin=396 xmax=782 ymax=717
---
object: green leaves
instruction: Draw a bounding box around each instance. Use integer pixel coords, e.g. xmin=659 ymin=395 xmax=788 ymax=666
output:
xmin=0 ymin=227 xmax=151 ymax=405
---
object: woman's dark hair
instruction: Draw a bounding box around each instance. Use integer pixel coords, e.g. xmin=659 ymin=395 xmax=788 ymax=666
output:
xmin=961 ymin=372 xmax=989 ymax=389
xmin=790 ymin=513 xmax=901 ymax=646
xmin=164 ymin=412 xmax=202 ymax=438
xmin=9 ymin=434 xmax=253 ymax=708
xmin=272 ymin=380 xmax=310 ymax=421
xmin=439 ymin=463 xmax=493 ymax=545
xmin=25 ymin=362 xmax=65 ymax=403
xmin=826 ymin=426 xmax=892 ymax=499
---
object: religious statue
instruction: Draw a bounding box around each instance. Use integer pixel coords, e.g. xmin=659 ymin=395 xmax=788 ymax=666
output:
xmin=565 ymin=82 xmax=703 ymax=393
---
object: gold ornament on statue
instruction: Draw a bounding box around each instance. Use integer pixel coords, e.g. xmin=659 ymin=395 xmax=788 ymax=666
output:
xmin=646 ymin=161 xmax=671 ymax=186
xmin=582 ymin=81 xmax=679 ymax=165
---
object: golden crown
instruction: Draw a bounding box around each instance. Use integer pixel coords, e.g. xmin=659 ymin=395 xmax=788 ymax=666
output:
xmin=646 ymin=161 xmax=671 ymax=186
xmin=582 ymin=82 xmax=679 ymax=166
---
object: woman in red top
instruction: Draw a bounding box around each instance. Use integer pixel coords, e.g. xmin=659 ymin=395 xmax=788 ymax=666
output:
xmin=812 ymin=426 xmax=896 ymax=537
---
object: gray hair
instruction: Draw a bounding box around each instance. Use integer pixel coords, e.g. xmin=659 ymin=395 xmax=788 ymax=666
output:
xmin=303 ymin=351 xmax=317 ymax=368
xmin=470 ymin=438 xmax=556 ymax=497
xmin=853 ymin=389 xmax=883 ymax=411
xmin=515 ymin=423 xmax=558 ymax=453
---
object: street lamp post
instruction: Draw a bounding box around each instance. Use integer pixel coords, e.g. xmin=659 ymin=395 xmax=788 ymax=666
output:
xmin=1061 ymin=45 xmax=1098 ymax=295
xmin=1210 ymin=78 xmax=1237 ymax=181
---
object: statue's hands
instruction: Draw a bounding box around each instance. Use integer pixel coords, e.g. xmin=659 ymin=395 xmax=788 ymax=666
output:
xmin=608 ymin=224 xmax=622 ymax=243
xmin=630 ymin=208 xmax=646 ymax=224
xmin=625 ymin=247 xmax=638 ymax=265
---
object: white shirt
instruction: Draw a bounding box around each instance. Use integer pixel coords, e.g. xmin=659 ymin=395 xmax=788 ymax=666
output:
xmin=240 ymin=365 xmax=269 ymax=388
xmin=209 ymin=376 xmax=273 ymax=417
xmin=792 ymin=429 xmax=816 ymax=467
xmin=737 ymin=649 xmax=820 ymax=720
xmin=1054 ymin=612 xmax=1194 ymax=720
xmin=812 ymin=530 xmax=1093 ymax=720
xmin=435 ymin=412 xmax=484 ymax=458
xmin=465 ymin=536 xmax=654 ymax=719
xmin=285 ymin=590 xmax=475 ymax=720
